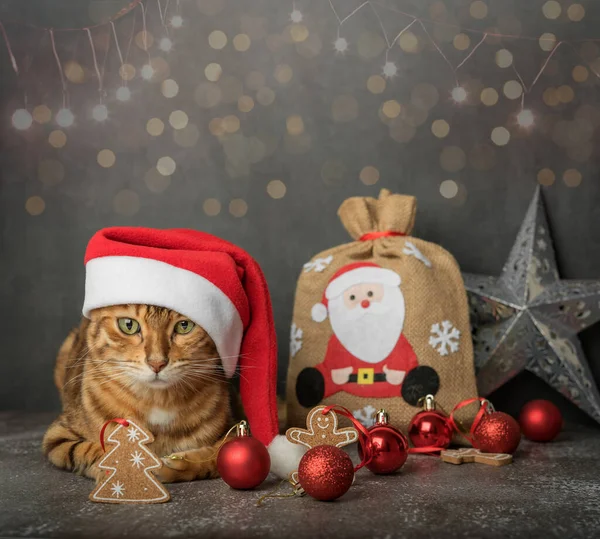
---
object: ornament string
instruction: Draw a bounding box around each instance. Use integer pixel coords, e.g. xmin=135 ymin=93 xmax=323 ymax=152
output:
xmin=407 ymin=445 xmax=445 ymax=455
xmin=448 ymin=397 xmax=492 ymax=449
xmin=163 ymin=422 xmax=242 ymax=463
xmin=99 ymin=418 xmax=130 ymax=452
xmin=359 ymin=231 xmax=405 ymax=241
xmin=256 ymin=479 xmax=300 ymax=507
xmin=322 ymin=405 xmax=373 ymax=471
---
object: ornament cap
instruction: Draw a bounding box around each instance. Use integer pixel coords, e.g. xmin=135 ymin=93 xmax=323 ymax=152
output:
xmin=236 ymin=420 xmax=250 ymax=437
xmin=424 ymin=394 xmax=436 ymax=412
xmin=481 ymin=399 xmax=495 ymax=414
xmin=374 ymin=409 xmax=389 ymax=425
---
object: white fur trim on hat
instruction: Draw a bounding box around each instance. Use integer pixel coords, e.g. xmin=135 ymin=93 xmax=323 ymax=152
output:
xmin=325 ymin=266 xmax=401 ymax=300
xmin=311 ymin=303 xmax=328 ymax=323
xmin=268 ymin=435 xmax=307 ymax=478
xmin=83 ymin=256 xmax=243 ymax=377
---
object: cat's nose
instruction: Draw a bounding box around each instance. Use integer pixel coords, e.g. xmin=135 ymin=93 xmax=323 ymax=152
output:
xmin=146 ymin=358 xmax=169 ymax=373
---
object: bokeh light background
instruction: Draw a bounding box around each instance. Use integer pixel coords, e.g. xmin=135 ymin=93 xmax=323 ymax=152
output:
xmin=1 ymin=0 xmax=599 ymax=421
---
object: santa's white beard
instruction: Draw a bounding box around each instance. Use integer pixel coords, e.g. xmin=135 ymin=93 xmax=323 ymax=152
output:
xmin=328 ymin=286 xmax=405 ymax=364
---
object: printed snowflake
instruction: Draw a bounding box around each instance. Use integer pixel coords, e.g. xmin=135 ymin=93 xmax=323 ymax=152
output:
xmin=353 ymin=405 xmax=377 ymax=428
xmin=403 ymin=241 xmax=431 ymax=268
xmin=303 ymin=255 xmax=333 ymax=273
xmin=111 ymin=481 xmax=125 ymax=498
xmin=290 ymin=323 xmax=303 ymax=358
xmin=429 ymin=320 xmax=460 ymax=356
xmin=126 ymin=427 xmax=140 ymax=442
xmin=130 ymin=451 xmax=145 ymax=468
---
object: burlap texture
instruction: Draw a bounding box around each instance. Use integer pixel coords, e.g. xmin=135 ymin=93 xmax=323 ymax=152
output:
xmin=286 ymin=189 xmax=478 ymax=437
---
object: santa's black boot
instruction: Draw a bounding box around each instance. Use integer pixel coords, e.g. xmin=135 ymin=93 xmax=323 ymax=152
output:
xmin=401 ymin=366 xmax=440 ymax=406
xmin=296 ymin=367 xmax=325 ymax=408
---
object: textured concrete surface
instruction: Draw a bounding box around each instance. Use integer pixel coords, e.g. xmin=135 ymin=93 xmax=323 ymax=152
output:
xmin=2 ymin=412 xmax=600 ymax=539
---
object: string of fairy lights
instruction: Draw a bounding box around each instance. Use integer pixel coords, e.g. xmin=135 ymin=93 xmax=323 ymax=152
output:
xmin=319 ymin=0 xmax=596 ymax=128
xmin=3 ymin=0 xmax=184 ymax=130
xmin=1 ymin=0 xmax=599 ymax=133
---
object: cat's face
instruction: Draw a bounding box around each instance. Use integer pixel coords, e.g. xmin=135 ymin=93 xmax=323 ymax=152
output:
xmin=87 ymin=305 xmax=222 ymax=390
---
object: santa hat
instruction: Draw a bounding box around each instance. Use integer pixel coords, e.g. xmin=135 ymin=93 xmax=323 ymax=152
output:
xmin=311 ymin=262 xmax=401 ymax=322
xmin=82 ymin=227 xmax=304 ymax=477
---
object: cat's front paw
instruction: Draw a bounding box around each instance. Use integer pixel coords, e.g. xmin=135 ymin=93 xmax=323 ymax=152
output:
xmin=154 ymin=449 xmax=220 ymax=483
xmin=87 ymin=464 xmax=106 ymax=484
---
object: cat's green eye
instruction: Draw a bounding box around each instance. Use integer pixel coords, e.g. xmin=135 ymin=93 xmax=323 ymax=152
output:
xmin=117 ymin=318 xmax=141 ymax=335
xmin=174 ymin=320 xmax=195 ymax=335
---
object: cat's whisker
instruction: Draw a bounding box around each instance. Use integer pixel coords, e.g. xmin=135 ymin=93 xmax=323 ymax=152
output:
xmin=65 ymin=342 xmax=101 ymax=368
xmin=95 ymin=370 xmax=134 ymax=389
xmin=178 ymin=376 xmax=196 ymax=393
xmin=63 ymin=361 xmax=110 ymax=388
xmin=70 ymin=361 xmax=132 ymax=388
xmin=187 ymin=374 xmax=226 ymax=383
xmin=181 ymin=371 xmax=225 ymax=384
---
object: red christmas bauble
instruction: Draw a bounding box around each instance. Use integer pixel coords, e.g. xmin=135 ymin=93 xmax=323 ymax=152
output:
xmin=298 ymin=445 xmax=354 ymax=501
xmin=408 ymin=410 xmax=452 ymax=449
xmin=472 ymin=411 xmax=521 ymax=454
xmin=359 ymin=424 xmax=408 ymax=474
xmin=217 ymin=436 xmax=270 ymax=489
xmin=519 ymin=400 xmax=562 ymax=442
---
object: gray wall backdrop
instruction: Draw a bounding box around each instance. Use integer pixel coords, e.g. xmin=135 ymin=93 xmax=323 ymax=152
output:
xmin=1 ymin=0 xmax=599 ymax=425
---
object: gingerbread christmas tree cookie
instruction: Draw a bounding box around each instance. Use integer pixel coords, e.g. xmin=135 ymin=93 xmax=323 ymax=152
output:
xmin=89 ymin=419 xmax=170 ymax=504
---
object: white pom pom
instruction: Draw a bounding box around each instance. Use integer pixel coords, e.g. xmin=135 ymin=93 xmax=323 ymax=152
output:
xmin=311 ymin=303 xmax=328 ymax=322
xmin=268 ymin=435 xmax=307 ymax=478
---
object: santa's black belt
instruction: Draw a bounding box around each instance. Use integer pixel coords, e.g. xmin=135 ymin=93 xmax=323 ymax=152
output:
xmin=349 ymin=369 xmax=386 ymax=384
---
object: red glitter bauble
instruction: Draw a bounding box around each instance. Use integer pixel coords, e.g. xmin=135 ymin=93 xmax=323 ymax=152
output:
xmin=298 ymin=445 xmax=354 ymax=501
xmin=408 ymin=410 xmax=452 ymax=449
xmin=217 ymin=437 xmax=270 ymax=489
xmin=519 ymin=400 xmax=562 ymax=442
xmin=359 ymin=424 xmax=408 ymax=474
xmin=472 ymin=412 xmax=521 ymax=454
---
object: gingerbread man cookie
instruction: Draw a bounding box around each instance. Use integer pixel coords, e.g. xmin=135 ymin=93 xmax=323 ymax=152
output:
xmin=441 ymin=448 xmax=513 ymax=467
xmin=286 ymin=405 xmax=358 ymax=449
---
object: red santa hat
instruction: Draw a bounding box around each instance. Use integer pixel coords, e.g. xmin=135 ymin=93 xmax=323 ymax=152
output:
xmin=83 ymin=227 xmax=304 ymax=477
xmin=311 ymin=262 xmax=401 ymax=322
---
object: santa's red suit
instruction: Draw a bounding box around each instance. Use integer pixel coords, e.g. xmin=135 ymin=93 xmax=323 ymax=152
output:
xmin=315 ymin=332 xmax=418 ymax=399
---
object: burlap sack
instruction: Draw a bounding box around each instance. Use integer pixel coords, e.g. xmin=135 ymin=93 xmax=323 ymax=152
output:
xmin=286 ymin=189 xmax=478 ymax=436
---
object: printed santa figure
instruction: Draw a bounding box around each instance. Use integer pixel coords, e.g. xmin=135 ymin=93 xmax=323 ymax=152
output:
xmin=306 ymin=262 xmax=419 ymax=400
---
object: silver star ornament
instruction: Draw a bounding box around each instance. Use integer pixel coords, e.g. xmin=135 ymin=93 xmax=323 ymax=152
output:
xmin=463 ymin=187 xmax=600 ymax=423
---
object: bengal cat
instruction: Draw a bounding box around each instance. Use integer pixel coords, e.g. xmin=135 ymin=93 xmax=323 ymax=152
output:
xmin=42 ymin=305 xmax=232 ymax=482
